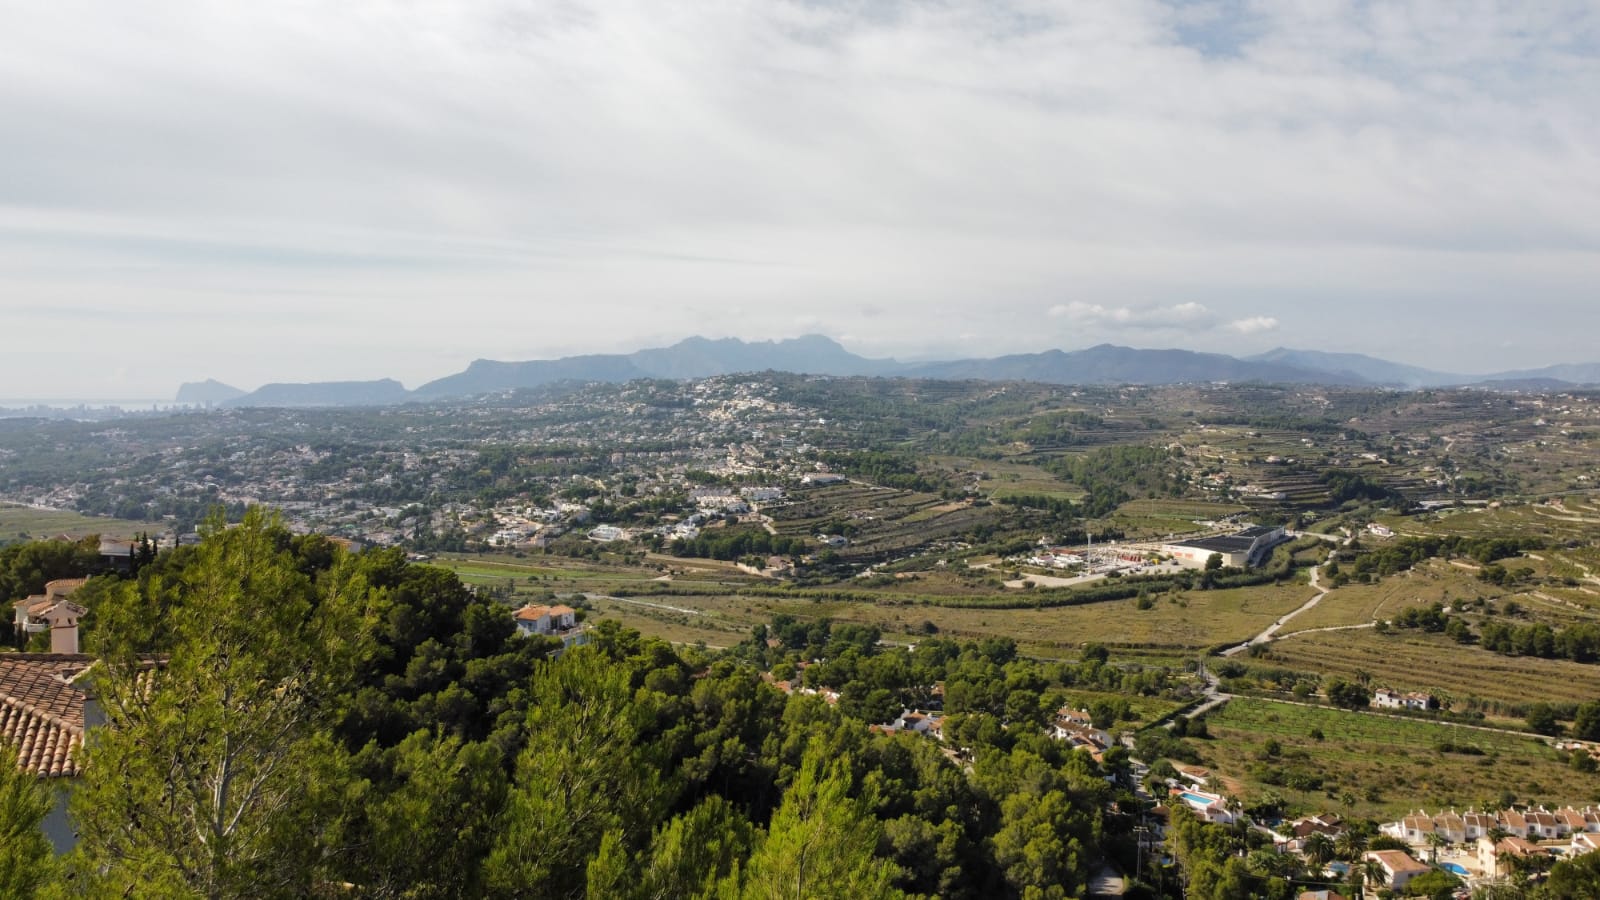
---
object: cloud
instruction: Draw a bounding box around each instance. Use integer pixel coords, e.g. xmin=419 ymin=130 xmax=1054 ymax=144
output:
xmin=1048 ymin=301 xmax=1217 ymax=328
xmin=0 ymin=0 xmax=1597 ymax=394
xmin=1228 ymin=316 xmax=1280 ymax=335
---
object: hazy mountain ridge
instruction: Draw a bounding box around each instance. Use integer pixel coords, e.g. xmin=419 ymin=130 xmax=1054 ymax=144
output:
xmin=410 ymin=334 xmax=901 ymax=400
xmin=1246 ymin=348 xmax=1465 ymax=388
xmin=905 ymin=344 xmax=1366 ymax=386
xmin=193 ymin=337 xmax=1600 ymax=407
xmin=226 ymin=379 xmax=411 ymax=408
xmin=176 ymin=379 xmax=247 ymax=405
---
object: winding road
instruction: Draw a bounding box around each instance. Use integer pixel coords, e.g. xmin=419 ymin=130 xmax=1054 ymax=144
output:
xmin=1221 ymin=531 xmax=1357 ymax=658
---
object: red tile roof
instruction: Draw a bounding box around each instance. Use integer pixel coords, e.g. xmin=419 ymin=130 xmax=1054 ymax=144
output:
xmin=1367 ymin=850 xmax=1429 ymax=875
xmin=0 ymin=653 xmax=94 ymax=778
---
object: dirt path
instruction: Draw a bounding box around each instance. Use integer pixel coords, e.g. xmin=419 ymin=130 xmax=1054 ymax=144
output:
xmin=1276 ymin=622 xmax=1376 ymax=639
xmin=1247 ymin=696 xmax=1552 ymax=741
xmin=586 ymin=593 xmax=705 ymax=616
xmin=1222 ymin=562 xmax=1331 ymax=657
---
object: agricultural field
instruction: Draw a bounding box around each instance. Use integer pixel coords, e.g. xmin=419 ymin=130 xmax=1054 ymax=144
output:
xmin=1279 ymin=559 xmax=1497 ymax=632
xmin=1095 ymin=498 xmax=1247 ymax=541
xmin=584 ymin=577 xmax=1318 ymax=659
xmin=0 ymin=503 xmax=154 ymax=544
xmin=770 ymin=482 xmax=1006 ymax=563
xmin=950 ymin=457 xmax=1084 ymax=501
xmin=1198 ymin=698 xmax=1594 ymax=821
xmin=1249 ymin=628 xmax=1600 ymax=713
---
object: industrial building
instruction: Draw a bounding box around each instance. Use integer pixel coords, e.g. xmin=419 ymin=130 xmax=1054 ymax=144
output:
xmin=1162 ymin=525 xmax=1287 ymax=569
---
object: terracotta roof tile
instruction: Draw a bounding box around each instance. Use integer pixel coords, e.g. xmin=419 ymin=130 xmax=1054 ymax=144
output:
xmin=0 ymin=653 xmax=94 ymax=778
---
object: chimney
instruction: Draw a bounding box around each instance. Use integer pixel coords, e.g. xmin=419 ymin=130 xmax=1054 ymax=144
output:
xmin=51 ymin=617 xmax=79 ymax=654
xmin=46 ymin=602 xmax=82 ymax=654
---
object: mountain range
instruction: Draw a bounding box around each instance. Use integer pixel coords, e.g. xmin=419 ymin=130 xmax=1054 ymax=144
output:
xmin=185 ymin=336 xmax=1600 ymax=407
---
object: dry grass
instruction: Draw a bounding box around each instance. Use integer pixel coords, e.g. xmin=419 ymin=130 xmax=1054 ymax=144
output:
xmin=0 ymin=504 xmax=153 ymax=543
xmin=1200 ymin=698 xmax=1588 ymax=820
xmin=1256 ymin=628 xmax=1600 ymax=710
xmin=595 ymin=580 xmax=1318 ymax=657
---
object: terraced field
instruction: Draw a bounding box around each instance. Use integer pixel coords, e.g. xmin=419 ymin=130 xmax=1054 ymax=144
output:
xmin=1254 ymin=628 xmax=1600 ymax=711
xmin=772 ymin=483 xmax=1005 ymax=563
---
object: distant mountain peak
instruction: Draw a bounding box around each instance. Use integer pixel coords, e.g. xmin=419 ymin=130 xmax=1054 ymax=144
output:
xmin=183 ymin=336 xmax=1600 ymax=408
xmin=175 ymin=378 xmax=246 ymax=405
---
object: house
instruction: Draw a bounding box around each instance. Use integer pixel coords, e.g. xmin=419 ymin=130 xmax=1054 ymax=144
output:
xmin=1372 ymin=688 xmax=1436 ymax=711
xmin=587 ymin=525 xmax=627 ymax=543
xmin=1498 ymin=809 xmax=1530 ymax=838
xmin=0 ymin=652 xmax=98 ymax=851
xmin=1290 ymin=813 xmax=1345 ymax=840
xmin=1572 ymin=832 xmax=1600 ymax=856
xmin=1170 ymin=787 xmax=1233 ymax=825
xmin=1400 ymin=811 xmax=1435 ymax=842
xmin=12 ymin=579 xmax=89 ymax=654
xmin=1433 ymin=811 xmax=1466 ymax=844
xmin=1527 ymin=807 xmax=1563 ymax=839
xmin=1363 ymin=850 xmax=1431 ymax=892
xmin=890 ymin=710 xmax=943 ymax=738
xmin=1462 ymin=809 xmax=1498 ymax=841
xmin=1477 ymin=835 xmax=1549 ymax=879
xmin=98 ymin=538 xmax=136 ymax=574
xmin=512 ymin=604 xmax=585 ymax=649
xmin=1297 ymin=892 xmax=1347 ymax=900
xmin=1557 ymin=807 xmax=1591 ymax=834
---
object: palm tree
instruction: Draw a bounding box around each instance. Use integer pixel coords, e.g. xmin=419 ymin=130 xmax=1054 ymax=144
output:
xmin=1361 ymin=857 xmax=1389 ymax=893
xmin=1334 ymin=829 xmax=1367 ymax=861
xmin=1304 ymin=832 xmax=1336 ymax=871
xmin=1425 ymin=829 xmax=1448 ymax=864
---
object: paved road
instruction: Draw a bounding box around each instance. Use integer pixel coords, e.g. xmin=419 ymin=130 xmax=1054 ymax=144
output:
xmin=1088 ymin=865 xmax=1125 ymax=898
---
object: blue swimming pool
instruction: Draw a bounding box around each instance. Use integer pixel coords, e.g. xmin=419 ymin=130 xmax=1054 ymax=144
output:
xmin=1442 ymin=862 xmax=1469 ymax=876
xmin=1178 ymin=792 xmax=1213 ymax=806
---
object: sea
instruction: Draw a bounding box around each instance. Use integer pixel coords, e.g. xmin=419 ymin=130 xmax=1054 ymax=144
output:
xmin=0 ymin=399 xmax=180 ymax=419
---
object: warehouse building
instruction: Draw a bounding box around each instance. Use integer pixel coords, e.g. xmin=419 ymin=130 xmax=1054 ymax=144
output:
xmin=1162 ymin=525 xmax=1287 ymax=569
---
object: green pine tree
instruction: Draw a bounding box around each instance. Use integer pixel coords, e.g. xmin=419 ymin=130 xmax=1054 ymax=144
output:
xmin=731 ymin=744 xmax=902 ymax=900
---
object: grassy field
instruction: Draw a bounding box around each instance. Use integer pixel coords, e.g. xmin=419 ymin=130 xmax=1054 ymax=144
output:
xmin=1104 ymin=498 xmax=1248 ymax=537
xmin=955 ymin=457 xmax=1084 ymax=501
xmin=0 ymin=503 xmax=155 ymax=543
xmin=1251 ymin=628 xmax=1600 ymax=711
xmin=1281 ymin=560 xmax=1496 ymax=632
xmin=1199 ymin=698 xmax=1592 ymax=820
xmin=585 ymin=577 xmax=1318 ymax=658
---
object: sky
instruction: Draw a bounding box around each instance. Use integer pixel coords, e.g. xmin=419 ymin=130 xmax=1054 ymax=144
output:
xmin=2 ymin=0 xmax=1598 ymax=398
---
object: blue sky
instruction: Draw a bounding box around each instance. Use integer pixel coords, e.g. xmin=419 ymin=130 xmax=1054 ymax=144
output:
xmin=1 ymin=0 xmax=1597 ymax=397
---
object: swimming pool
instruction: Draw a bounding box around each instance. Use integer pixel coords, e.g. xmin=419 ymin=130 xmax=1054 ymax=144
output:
xmin=1178 ymin=792 xmax=1214 ymax=806
xmin=1441 ymin=862 xmax=1469 ymax=876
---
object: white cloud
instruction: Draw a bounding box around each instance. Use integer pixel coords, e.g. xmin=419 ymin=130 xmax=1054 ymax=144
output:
xmin=0 ymin=0 xmax=1597 ymax=394
xmin=1228 ymin=316 xmax=1281 ymax=335
xmin=1048 ymin=301 xmax=1217 ymax=328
